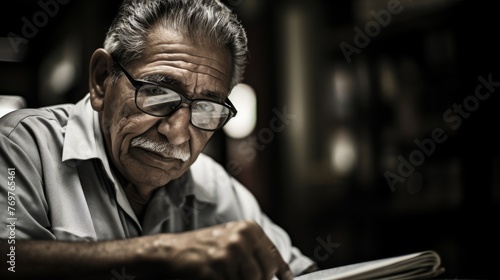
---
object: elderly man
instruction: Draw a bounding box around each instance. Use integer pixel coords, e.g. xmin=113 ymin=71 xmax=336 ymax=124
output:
xmin=0 ymin=0 xmax=316 ymax=279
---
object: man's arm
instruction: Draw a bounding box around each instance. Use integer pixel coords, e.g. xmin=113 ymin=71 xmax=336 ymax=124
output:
xmin=0 ymin=237 xmax=146 ymax=280
xmin=0 ymin=220 xmax=294 ymax=280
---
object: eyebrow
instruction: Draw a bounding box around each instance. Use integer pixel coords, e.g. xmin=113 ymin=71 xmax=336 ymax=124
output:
xmin=142 ymin=74 xmax=226 ymax=102
xmin=142 ymin=74 xmax=178 ymax=86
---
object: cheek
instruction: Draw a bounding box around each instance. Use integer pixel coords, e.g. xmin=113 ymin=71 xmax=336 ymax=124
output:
xmin=191 ymin=130 xmax=214 ymax=152
xmin=109 ymin=96 xmax=136 ymax=119
xmin=101 ymin=100 xmax=132 ymax=136
xmin=103 ymin=99 xmax=151 ymax=152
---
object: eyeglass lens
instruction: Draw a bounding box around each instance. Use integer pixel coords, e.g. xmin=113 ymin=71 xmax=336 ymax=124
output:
xmin=136 ymin=84 xmax=232 ymax=130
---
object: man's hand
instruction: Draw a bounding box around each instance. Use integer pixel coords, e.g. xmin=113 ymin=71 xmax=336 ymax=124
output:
xmin=145 ymin=220 xmax=294 ymax=280
xmin=0 ymin=220 xmax=294 ymax=280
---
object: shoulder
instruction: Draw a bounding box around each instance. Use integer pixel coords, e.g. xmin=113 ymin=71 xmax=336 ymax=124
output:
xmin=0 ymin=104 xmax=74 ymax=138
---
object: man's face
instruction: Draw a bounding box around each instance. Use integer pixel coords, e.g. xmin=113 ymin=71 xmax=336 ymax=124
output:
xmin=98 ymin=27 xmax=232 ymax=194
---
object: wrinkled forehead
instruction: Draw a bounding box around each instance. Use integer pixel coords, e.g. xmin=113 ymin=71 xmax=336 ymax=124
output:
xmin=135 ymin=25 xmax=233 ymax=92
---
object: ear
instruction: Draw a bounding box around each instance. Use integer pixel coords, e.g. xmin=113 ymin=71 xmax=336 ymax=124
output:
xmin=89 ymin=48 xmax=113 ymax=112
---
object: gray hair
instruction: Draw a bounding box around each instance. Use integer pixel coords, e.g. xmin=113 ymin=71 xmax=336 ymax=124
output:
xmin=104 ymin=0 xmax=248 ymax=88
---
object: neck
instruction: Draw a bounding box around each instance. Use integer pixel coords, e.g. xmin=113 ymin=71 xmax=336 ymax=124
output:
xmin=124 ymin=183 xmax=150 ymax=221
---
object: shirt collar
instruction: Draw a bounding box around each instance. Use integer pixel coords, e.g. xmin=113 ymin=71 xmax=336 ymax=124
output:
xmin=62 ymin=93 xmax=104 ymax=162
xmin=61 ymin=94 xmax=142 ymax=225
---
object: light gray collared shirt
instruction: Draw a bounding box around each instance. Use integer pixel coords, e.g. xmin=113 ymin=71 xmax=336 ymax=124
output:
xmin=0 ymin=93 xmax=315 ymax=275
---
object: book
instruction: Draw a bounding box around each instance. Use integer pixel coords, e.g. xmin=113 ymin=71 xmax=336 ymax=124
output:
xmin=295 ymin=250 xmax=445 ymax=280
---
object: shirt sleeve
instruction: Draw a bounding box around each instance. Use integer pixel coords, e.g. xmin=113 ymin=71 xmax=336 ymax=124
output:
xmin=0 ymin=118 xmax=55 ymax=240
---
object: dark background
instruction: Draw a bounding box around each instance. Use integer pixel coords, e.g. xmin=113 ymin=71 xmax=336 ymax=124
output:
xmin=1 ymin=0 xmax=499 ymax=279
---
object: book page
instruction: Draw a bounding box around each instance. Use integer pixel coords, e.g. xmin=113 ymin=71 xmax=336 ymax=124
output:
xmin=295 ymin=251 xmax=442 ymax=280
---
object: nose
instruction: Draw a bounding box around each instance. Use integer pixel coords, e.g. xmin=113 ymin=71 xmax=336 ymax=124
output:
xmin=157 ymin=107 xmax=191 ymax=145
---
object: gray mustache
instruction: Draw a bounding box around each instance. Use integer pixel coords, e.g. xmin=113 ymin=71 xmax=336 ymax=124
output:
xmin=130 ymin=137 xmax=190 ymax=162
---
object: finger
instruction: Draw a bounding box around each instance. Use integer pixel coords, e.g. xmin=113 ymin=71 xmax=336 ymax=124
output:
xmin=224 ymin=221 xmax=261 ymax=279
xmin=254 ymin=245 xmax=277 ymax=280
xmin=275 ymin=261 xmax=294 ymax=280
xmin=239 ymin=257 xmax=262 ymax=280
xmin=255 ymin=243 xmax=293 ymax=280
xmin=232 ymin=220 xmax=292 ymax=280
xmin=207 ymin=246 xmax=237 ymax=280
xmin=242 ymin=220 xmax=293 ymax=280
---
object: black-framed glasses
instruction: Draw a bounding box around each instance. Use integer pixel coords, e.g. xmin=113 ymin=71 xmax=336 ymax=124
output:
xmin=115 ymin=61 xmax=237 ymax=131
